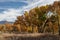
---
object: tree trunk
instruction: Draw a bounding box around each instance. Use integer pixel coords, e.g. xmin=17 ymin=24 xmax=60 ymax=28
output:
xmin=41 ymin=19 xmax=48 ymax=33
xmin=57 ymin=15 xmax=60 ymax=35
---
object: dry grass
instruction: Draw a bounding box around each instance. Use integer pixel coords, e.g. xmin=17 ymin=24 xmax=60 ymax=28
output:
xmin=0 ymin=33 xmax=60 ymax=40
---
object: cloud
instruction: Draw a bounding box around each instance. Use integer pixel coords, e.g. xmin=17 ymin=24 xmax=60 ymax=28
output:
xmin=0 ymin=0 xmax=40 ymax=5
xmin=0 ymin=0 xmax=22 ymax=2
xmin=22 ymin=0 xmax=56 ymax=12
xmin=0 ymin=0 xmax=41 ymax=22
xmin=0 ymin=8 xmax=23 ymax=22
xmin=0 ymin=0 xmax=59 ymax=22
xmin=0 ymin=0 xmax=40 ymax=9
xmin=0 ymin=0 xmax=39 ymax=3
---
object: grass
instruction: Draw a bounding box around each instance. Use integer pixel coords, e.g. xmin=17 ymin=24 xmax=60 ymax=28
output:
xmin=0 ymin=33 xmax=60 ymax=40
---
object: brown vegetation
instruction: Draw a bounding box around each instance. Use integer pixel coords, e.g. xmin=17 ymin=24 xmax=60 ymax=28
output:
xmin=0 ymin=1 xmax=60 ymax=34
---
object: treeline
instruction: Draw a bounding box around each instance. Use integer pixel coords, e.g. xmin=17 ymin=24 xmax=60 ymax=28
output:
xmin=0 ymin=1 xmax=60 ymax=34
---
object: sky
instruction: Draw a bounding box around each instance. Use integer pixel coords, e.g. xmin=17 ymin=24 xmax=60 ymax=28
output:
xmin=0 ymin=0 xmax=59 ymax=22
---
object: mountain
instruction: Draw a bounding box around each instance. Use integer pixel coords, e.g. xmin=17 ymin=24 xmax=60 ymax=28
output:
xmin=0 ymin=21 xmax=13 ymax=24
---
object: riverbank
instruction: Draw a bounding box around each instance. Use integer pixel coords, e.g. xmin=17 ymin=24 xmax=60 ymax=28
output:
xmin=0 ymin=33 xmax=60 ymax=40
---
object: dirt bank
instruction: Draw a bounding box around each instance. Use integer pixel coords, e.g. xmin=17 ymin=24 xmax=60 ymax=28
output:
xmin=0 ymin=33 xmax=60 ymax=40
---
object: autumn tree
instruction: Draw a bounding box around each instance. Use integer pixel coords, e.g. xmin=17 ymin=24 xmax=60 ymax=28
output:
xmin=13 ymin=1 xmax=60 ymax=34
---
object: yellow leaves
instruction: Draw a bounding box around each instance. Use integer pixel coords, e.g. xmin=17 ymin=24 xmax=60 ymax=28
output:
xmin=53 ymin=24 xmax=58 ymax=33
xmin=24 ymin=11 xmax=29 ymax=17
xmin=27 ymin=26 xmax=32 ymax=32
xmin=15 ymin=24 xmax=21 ymax=32
xmin=26 ymin=26 xmax=38 ymax=33
xmin=0 ymin=25 xmax=4 ymax=31
xmin=45 ymin=5 xmax=49 ymax=9
xmin=33 ymin=26 xmax=38 ymax=33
